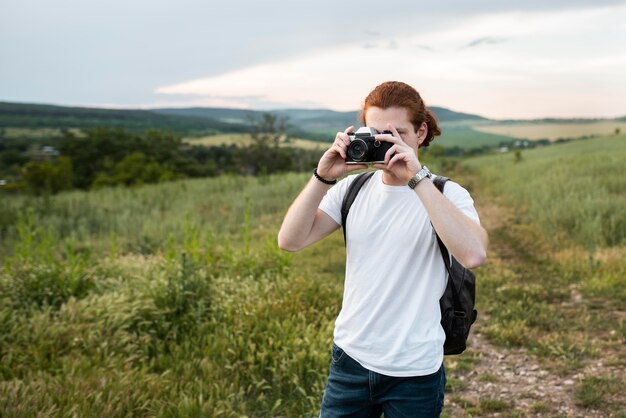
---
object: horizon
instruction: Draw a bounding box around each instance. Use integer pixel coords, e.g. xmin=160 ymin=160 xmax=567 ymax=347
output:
xmin=2 ymin=0 xmax=626 ymax=120
xmin=2 ymin=99 xmax=624 ymax=122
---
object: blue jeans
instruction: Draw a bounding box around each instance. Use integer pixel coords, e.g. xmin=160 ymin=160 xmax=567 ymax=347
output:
xmin=320 ymin=344 xmax=446 ymax=418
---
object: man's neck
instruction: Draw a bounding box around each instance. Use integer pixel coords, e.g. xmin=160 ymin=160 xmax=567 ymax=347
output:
xmin=381 ymin=170 xmax=406 ymax=186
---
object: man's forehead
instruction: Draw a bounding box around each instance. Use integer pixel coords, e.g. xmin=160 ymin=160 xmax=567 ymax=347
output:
xmin=365 ymin=107 xmax=413 ymax=129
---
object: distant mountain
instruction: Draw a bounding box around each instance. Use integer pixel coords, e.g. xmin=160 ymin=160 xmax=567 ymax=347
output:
xmin=152 ymin=106 xmax=488 ymax=139
xmin=0 ymin=101 xmax=490 ymax=141
xmin=3 ymin=101 xmax=620 ymax=142
xmin=0 ymin=102 xmax=249 ymax=135
xmin=151 ymin=107 xmax=488 ymax=123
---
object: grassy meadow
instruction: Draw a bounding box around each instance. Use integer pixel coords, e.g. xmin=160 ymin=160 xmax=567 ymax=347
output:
xmin=473 ymin=121 xmax=626 ymax=141
xmin=454 ymin=134 xmax=625 ymax=415
xmin=1 ymin=134 xmax=625 ymax=416
xmin=183 ymin=134 xmax=327 ymax=151
xmin=185 ymin=129 xmax=513 ymax=151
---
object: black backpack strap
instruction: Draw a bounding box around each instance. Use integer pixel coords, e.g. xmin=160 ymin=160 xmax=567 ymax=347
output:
xmin=431 ymin=176 xmax=451 ymax=271
xmin=341 ymin=171 xmax=375 ymax=246
xmin=432 ymin=176 xmax=463 ymax=308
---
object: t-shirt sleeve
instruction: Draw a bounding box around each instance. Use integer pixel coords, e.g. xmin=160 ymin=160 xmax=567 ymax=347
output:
xmin=441 ymin=179 xmax=481 ymax=224
xmin=318 ymin=175 xmax=355 ymax=226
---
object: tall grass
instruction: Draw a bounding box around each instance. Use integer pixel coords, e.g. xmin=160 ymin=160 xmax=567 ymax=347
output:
xmin=1 ymin=173 xmax=308 ymax=258
xmin=2 ymin=138 xmax=625 ymax=415
xmin=458 ymin=134 xmax=626 ymax=414
xmin=0 ymin=172 xmax=348 ymax=416
xmin=463 ymin=134 xmax=626 ymax=250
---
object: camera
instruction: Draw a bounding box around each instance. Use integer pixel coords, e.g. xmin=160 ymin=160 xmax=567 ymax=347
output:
xmin=345 ymin=127 xmax=393 ymax=164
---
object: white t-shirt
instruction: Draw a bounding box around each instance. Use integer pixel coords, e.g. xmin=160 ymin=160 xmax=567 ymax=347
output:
xmin=319 ymin=170 xmax=480 ymax=377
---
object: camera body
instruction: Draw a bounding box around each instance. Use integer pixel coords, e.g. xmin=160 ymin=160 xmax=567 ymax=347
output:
xmin=345 ymin=127 xmax=393 ymax=164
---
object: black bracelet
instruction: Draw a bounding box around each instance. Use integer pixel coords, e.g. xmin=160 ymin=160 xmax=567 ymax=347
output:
xmin=313 ymin=168 xmax=337 ymax=185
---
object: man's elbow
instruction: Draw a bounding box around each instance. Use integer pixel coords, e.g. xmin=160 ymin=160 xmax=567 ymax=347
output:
xmin=462 ymin=229 xmax=488 ymax=269
xmin=277 ymin=234 xmax=302 ymax=252
xmin=461 ymin=248 xmax=487 ymax=269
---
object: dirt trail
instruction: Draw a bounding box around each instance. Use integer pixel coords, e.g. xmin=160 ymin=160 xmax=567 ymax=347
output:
xmin=445 ymin=324 xmax=611 ymax=417
xmin=443 ymin=192 xmax=624 ymax=417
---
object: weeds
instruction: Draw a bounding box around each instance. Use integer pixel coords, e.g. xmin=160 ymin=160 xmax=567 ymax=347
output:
xmin=575 ymin=376 xmax=622 ymax=409
xmin=0 ymin=172 xmax=339 ymax=416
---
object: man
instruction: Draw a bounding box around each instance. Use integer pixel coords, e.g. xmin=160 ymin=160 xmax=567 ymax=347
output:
xmin=277 ymin=81 xmax=488 ymax=417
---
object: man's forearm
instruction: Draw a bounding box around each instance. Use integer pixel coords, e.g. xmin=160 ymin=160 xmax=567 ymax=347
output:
xmin=414 ymin=179 xmax=488 ymax=269
xmin=277 ymin=176 xmax=333 ymax=251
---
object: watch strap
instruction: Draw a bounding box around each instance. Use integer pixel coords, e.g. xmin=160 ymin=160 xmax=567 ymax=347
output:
xmin=408 ymin=166 xmax=431 ymax=189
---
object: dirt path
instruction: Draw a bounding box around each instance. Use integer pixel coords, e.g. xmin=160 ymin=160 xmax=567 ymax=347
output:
xmin=445 ymin=323 xmax=611 ymax=417
xmin=443 ymin=190 xmax=625 ymax=417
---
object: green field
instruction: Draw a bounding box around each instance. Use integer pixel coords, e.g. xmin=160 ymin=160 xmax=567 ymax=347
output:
xmin=473 ymin=121 xmax=626 ymax=140
xmin=465 ymin=134 xmax=626 ymax=249
xmin=183 ymin=133 xmax=327 ymax=151
xmin=436 ymin=125 xmax=516 ymax=149
xmin=1 ymin=134 xmax=624 ymax=416
xmin=184 ymin=127 xmax=515 ymax=151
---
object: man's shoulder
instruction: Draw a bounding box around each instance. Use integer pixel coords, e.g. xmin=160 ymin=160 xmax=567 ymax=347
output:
xmin=432 ymin=174 xmax=471 ymax=196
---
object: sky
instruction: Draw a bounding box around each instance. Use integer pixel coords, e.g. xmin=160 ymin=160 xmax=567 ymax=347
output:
xmin=1 ymin=0 xmax=626 ymax=119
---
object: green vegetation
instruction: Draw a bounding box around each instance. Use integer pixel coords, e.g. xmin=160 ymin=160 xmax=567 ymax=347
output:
xmin=1 ymin=129 xmax=625 ymax=415
xmin=1 ymin=122 xmax=322 ymax=194
xmin=575 ymin=376 xmax=622 ymax=409
xmin=473 ymin=121 xmax=626 ymax=141
xmin=0 ymin=173 xmax=343 ymax=416
xmin=465 ymin=134 xmax=626 ymax=249
xmin=0 ymin=102 xmax=247 ymax=136
xmin=184 ymin=133 xmax=326 ymax=151
xmin=436 ymin=125 xmax=517 ymax=150
xmin=462 ymin=133 xmax=625 ymax=414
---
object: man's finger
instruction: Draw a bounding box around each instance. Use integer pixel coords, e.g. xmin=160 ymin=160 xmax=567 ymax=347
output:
xmin=387 ymin=153 xmax=406 ymax=170
xmin=346 ymin=164 xmax=368 ymax=172
xmin=387 ymin=123 xmax=401 ymax=139
xmin=330 ymin=144 xmax=346 ymax=160
xmin=338 ymin=126 xmax=353 ymax=145
xmin=375 ymin=132 xmax=399 ymax=144
xmin=384 ymin=145 xmax=397 ymax=165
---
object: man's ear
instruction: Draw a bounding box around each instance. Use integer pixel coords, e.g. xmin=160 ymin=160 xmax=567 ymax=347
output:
xmin=417 ymin=122 xmax=428 ymax=146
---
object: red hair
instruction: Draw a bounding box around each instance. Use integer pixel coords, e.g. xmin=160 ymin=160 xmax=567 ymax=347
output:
xmin=359 ymin=81 xmax=441 ymax=147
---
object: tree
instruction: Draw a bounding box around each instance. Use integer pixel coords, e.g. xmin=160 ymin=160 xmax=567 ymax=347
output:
xmin=92 ymin=152 xmax=176 ymax=188
xmin=59 ymin=128 xmax=185 ymax=188
xmin=21 ymin=156 xmax=73 ymax=194
xmin=239 ymin=113 xmax=293 ymax=175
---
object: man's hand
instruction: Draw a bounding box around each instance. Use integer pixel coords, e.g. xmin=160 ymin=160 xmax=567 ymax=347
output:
xmin=317 ymin=126 xmax=367 ymax=180
xmin=372 ymin=123 xmax=422 ymax=183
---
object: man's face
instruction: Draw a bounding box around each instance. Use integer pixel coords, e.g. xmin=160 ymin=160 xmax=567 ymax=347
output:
xmin=364 ymin=106 xmax=427 ymax=151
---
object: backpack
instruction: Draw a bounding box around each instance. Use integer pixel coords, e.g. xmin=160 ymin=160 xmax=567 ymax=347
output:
xmin=340 ymin=171 xmax=477 ymax=355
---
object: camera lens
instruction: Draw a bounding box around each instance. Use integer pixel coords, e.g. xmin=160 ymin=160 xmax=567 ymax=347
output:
xmin=347 ymin=139 xmax=369 ymax=161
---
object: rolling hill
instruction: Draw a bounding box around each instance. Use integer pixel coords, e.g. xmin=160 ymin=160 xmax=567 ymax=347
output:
xmin=0 ymin=102 xmax=249 ymax=136
xmin=0 ymin=102 xmax=488 ymax=139
xmin=1 ymin=101 xmax=623 ymax=150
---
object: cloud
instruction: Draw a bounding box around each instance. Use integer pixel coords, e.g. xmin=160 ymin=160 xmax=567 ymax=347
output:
xmin=154 ymin=5 xmax=626 ymax=119
xmin=415 ymin=44 xmax=435 ymax=51
xmin=363 ymin=30 xmax=382 ymax=37
xmin=463 ymin=36 xmax=507 ymax=48
xmin=361 ymin=39 xmax=399 ymax=50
